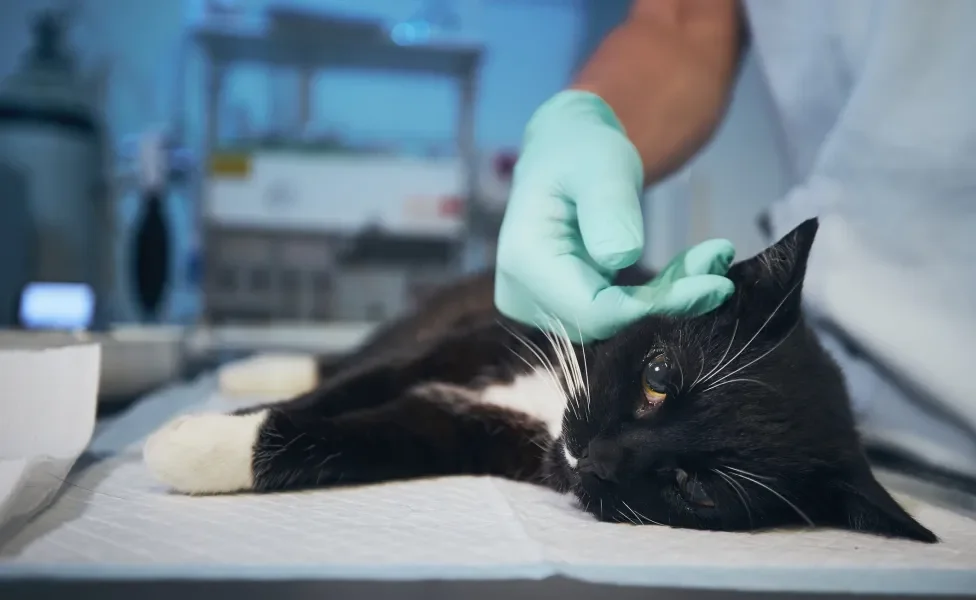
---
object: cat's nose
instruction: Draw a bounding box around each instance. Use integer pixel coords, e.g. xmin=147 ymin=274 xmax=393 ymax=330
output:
xmin=577 ymin=442 xmax=619 ymax=483
xmin=578 ymin=457 xmax=615 ymax=483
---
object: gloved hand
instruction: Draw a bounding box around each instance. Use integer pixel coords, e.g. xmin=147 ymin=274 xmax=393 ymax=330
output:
xmin=495 ymin=90 xmax=736 ymax=343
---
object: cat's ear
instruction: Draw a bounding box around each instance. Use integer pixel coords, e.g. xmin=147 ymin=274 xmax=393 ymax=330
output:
xmin=828 ymin=466 xmax=938 ymax=543
xmin=724 ymin=218 xmax=819 ymax=325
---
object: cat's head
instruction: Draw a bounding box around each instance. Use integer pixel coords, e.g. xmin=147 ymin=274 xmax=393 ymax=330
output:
xmin=552 ymin=218 xmax=937 ymax=543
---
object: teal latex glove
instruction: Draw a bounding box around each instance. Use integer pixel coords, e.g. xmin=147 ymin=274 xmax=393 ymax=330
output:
xmin=494 ymin=90 xmax=736 ymax=343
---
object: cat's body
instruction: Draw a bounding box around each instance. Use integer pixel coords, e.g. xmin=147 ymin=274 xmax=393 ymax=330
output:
xmin=145 ymin=219 xmax=938 ymax=543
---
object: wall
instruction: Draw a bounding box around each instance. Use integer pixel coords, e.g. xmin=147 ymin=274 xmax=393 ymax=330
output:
xmin=1 ymin=0 xmax=583 ymax=153
xmin=644 ymin=50 xmax=794 ymax=269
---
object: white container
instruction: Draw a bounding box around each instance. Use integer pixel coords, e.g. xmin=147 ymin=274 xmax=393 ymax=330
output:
xmin=0 ymin=326 xmax=185 ymax=404
xmin=0 ymin=341 xmax=101 ymax=545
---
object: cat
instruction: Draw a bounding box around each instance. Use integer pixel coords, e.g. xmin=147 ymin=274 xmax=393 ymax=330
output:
xmin=144 ymin=218 xmax=937 ymax=543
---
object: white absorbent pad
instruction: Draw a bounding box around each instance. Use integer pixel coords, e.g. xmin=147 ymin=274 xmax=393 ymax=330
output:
xmin=1 ymin=374 xmax=974 ymax=595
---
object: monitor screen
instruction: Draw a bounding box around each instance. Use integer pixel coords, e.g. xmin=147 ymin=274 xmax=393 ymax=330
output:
xmin=19 ymin=282 xmax=95 ymax=330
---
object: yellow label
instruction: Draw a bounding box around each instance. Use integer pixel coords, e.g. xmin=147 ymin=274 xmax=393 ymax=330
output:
xmin=209 ymin=153 xmax=252 ymax=178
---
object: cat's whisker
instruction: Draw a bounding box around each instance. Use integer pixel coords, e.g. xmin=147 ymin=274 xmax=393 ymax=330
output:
xmin=498 ymin=325 xmax=552 ymax=382
xmin=724 ymin=476 xmax=754 ymax=519
xmin=538 ymin=326 xmax=565 ymax=380
xmin=504 ymin=345 xmax=538 ymax=372
xmin=498 ymin=321 xmax=576 ymax=419
xmin=564 ymin=341 xmax=589 ymax=419
xmin=552 ymin=335 xmax=584 ymax=419
xmin=695 ymin=319 xmax=739 ymax=389
xmin=315 ymin=452 xmax=341 ymax=470
xmin=700 ymin=281 xmax=801 ymax=387
xmin=702 ymin=378 xmax=778 ymax=394
xmin=545 ymin=327 xmax=585 ymax=421
xmin=541 ymin=314 xmax=588 ymax=421
xmin=616 ymin=508 xmax=638 ymax=526
xmin=690 ymin=346 xmax=707 ymax=389
xmin=551 ymin=316 xmax=584 ymax=395
xmin=675 ymin=354 xmax=686 ymax=391
xmin=497 ymin=321 xmax=553 ymax=377
xmin=724 ymin=466 xmax=776 ymax=482
xmin=621 ymin=500 xmax=664 ymax=526
xmin=675 ymin=331 xmax=686 ymax=390
xmin=574 ymin=317 xmax=592 ymax=417
xmin=562 ymin=325 xmax=586 ymax=401
xmin=712 ymin=468 xmax=754 ymax=527
xmin=539 ymin=320 xmax=576 ymax=396
xmin=706 ymin=321 xmax=800 ymax=389
xmin=727 ymin=470 xmax=814 ymax=527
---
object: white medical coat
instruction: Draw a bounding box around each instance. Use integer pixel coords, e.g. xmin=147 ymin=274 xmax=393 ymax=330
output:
xmin=743 ymin=0 xmax=976 ymax=476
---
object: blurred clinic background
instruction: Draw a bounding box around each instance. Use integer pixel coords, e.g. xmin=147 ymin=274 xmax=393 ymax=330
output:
xmin=0 ymin=0 xmax=791 ymax=396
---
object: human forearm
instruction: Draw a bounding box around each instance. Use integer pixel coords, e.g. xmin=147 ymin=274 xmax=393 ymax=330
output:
xmin=572 ymin=0 xmax=744 ymax=182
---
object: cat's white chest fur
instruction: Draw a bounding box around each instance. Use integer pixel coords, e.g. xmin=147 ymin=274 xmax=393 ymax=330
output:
xmin=479 ymin=370 xmax=569 ymax=438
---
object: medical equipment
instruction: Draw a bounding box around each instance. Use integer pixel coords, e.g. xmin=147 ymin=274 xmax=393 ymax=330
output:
xmin=183 ymin=9 xmax=485 ymax=324
xmin=0 ymin=9 xmax=110 ymax=331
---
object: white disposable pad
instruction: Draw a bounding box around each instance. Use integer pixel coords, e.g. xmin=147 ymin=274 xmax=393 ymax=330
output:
xmin=1 ymin=374 xmax=975 ymax=595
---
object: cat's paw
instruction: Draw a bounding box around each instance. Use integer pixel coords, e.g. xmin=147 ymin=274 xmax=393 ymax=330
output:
xmin=217 ymin=353 xmax=318 ymax=400
xmin=143 ymin=411 xmax=268 ymax=494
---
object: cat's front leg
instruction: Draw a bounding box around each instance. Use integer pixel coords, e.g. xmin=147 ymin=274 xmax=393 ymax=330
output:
xmin=144 ymin=384 xmax=552 ymax=495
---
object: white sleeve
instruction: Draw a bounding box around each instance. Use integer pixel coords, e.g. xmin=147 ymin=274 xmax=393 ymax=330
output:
xmin=768 ymin=1 xmax=976 ymax=434
xmin=813 ymin=0 xmax=976 ymax=188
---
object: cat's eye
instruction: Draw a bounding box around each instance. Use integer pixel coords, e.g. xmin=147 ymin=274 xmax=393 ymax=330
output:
xmin=638 ymin=355 xmax=671 ymax=417
xmin=675 ymin=468 xmax=715 ymax=508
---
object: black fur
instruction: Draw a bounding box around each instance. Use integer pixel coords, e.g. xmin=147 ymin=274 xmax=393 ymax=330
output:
xmin=230 ymin=219 xmax=935 ymax=543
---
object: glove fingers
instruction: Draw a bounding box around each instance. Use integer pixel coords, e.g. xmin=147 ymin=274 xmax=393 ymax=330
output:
xmin=575 ymin=183 xmax=645 ymax=271
xmin=495 ymin=253 xmax=614 ymax=342
xmin=620 ymin=274 xmax=735 ymax=316
xmin=499 ymin=268 xmax=734 ymax=345
xmin=681 ymin=238 xmax=736 ymax=275
xmin=569 ymin=131 xmax=645 ymax=271
xmin=654 ymin=238 xmax=736 ymax=286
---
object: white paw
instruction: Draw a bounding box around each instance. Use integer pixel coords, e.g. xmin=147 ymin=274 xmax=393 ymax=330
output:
xmin=143 ymin=410 xmax=268 ymax=494
xmin=217 ymin=353 xmax=318 ymax=400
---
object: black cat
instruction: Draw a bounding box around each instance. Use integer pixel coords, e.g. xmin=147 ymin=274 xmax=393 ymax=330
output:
xmin=144 ymin=218 xmax=937 ymax=543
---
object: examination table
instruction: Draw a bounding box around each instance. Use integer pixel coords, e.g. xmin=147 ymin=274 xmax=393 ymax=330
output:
xmin=1 ymin=358 xmax=975 ymax=599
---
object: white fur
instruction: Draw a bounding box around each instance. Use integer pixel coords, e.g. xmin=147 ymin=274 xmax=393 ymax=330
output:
xmin=562 ymin=442 xmax=578 ymax=469
xmin=146 ymin=370 xmax=570 ymax=495
xmin=218 ymin=353 xmax=318 ymax=399
xmin=143 ymin=410 xmax=267 ymax=494
xmin=214 ymin=355 xmax=573 ymax=441
xmin=479 ymin=370 xmax=569 ymax=438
